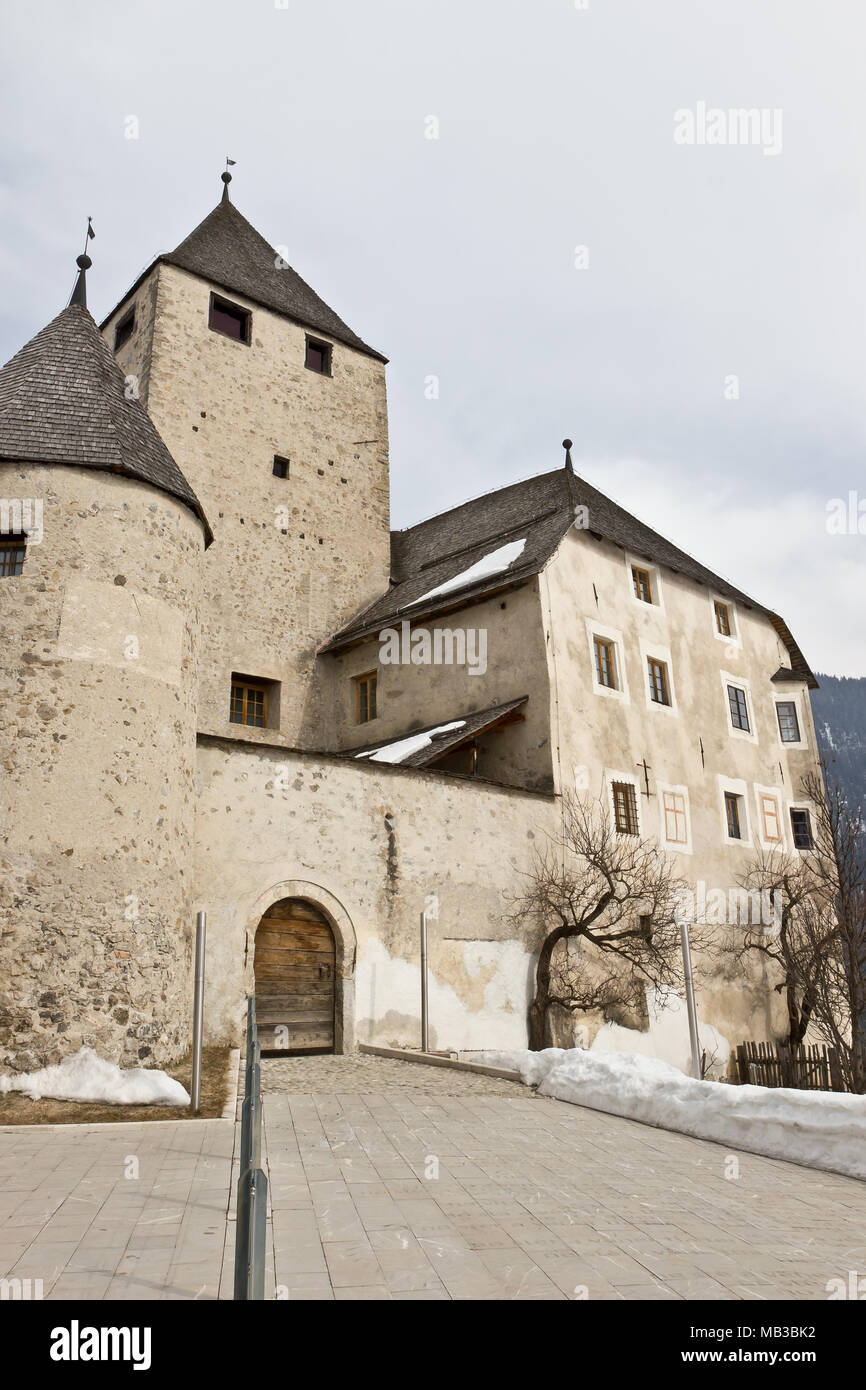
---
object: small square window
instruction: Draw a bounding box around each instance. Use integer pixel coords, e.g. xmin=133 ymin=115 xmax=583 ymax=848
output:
xmin=113 ymin=306 xmax=135 ymax=352
xmin=727 ymin=684 xmax=750 ymax=732
xmin=612 ymin=781 xmax=639 ymax=836
xmin=305 ymin=337 xmax=332 ymax=375
xmin=632 ymin=565 xmax=653 ymax=603
xmin=724 ymin=791 xmax=742 ymax=840
xmin=647 ymin=657 xmax=670 ymax=706
xmin=273 ymin=456 xmax=290 ymax=479
xmin=355 ymin=671 xmax=377 ymax=724
xmin=776 ymin=701 xmax=800 ymax=743
xmin=0 ymin=535 xmax=26 ymax=577
xmin=229 ymin=680 xmax=268 ymax=727
xmin=594 ymin=636 xmax=617 ymax=689
xmin=209 ymin=294 xmax=251 ymax=343
xmin=714 ymin=601 xmax=731 ymax=637
xmin=790 ymin=808 xmax=813 ymax=851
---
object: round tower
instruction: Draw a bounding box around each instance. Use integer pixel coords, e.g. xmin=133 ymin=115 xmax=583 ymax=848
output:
xmin=0 ymin=258 xmax=211 ymax=1071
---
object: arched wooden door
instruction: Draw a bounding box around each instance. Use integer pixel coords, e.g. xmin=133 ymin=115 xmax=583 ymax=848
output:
xmin=253 ymin=899 xmax=335 ymax=1053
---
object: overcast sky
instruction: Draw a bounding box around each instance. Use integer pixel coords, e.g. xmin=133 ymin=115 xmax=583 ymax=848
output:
xmin=1 ymin=0 xmax=864 ymax=675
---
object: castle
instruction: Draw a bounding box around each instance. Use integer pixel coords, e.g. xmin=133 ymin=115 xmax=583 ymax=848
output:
xmin=0 ymin=174 xmax=823 ymax=1072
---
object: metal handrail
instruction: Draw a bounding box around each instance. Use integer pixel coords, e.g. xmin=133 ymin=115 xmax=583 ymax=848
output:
xmin=233 ymin=997 xmax=267 ymax=1300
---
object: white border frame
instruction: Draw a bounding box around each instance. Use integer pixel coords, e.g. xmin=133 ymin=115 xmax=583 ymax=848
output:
xmin=787 ymin=799 xmax=817 ymax=858
xmin=720 ymin=669 xmax=758 ymax=744
xmin=605 ymin=767 xmax=642 ymax=837
xmin=586 ymin=619 xmax=630 ymax=703
xmin=773 ymin=690 xmax=808 ymax=751
xmin=640 ymin=638 xmax=678 ymax=717
xmin=710 ymin=592 xmax=741 ymax=651
xmin=625 ymin=552 xmax=666 ymax=614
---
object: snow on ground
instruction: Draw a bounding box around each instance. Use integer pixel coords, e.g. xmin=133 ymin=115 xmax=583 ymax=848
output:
xmin=476 ymin=1047 xmax=866 ymax=1180
xmin=590 ymin=990 xmax=730 ymax=1079
xmin=0 ymin=1047 xmax=190 ymax=1106
xmin=354 ymin=720 xmax=466 ymax=764
xmin=404 ymin=538 xmax=527 ymax=609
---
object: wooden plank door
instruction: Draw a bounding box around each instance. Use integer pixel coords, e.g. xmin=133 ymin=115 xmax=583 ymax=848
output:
xmin=253 ymin=899 xmax=335 ymax=1053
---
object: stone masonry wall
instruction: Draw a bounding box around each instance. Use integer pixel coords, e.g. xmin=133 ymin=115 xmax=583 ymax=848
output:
xmin=0 ymin=463 xmax=203 ymax=1070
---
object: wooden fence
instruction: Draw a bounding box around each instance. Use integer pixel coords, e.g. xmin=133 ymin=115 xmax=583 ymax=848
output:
xmin=734 ymin=1040 xmax=847 ymax=1092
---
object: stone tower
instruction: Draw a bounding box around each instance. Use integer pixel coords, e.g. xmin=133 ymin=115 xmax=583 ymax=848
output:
xmin=0 ymin=262 xmax=210 ymax=1071
xmin=100 ymin=175 xmax=391 ymax=747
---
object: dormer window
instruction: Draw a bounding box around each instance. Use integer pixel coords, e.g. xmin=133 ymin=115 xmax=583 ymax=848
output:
xmin=0 ymin=534 xmax=26 ymax=577
xmin=113 ymin=306 xmax=135 ymax=352
xmin=305 ymin=336 xmax=332 ymax=375
xmin=209 ymin=293 xmax=251 ymax=343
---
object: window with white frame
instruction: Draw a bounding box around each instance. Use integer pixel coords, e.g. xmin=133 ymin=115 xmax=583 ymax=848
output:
xmin=759 ymin=793 xmax=782 ymax=845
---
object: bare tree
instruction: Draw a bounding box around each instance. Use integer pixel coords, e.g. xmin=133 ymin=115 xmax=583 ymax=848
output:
xmin=515 ymin=794 xmax=687 ymax=1051
xmin=728 ymin=765 xmax=866 ymax=1092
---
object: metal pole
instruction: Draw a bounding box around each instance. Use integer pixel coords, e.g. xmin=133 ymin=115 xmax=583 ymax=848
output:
xmin=191 ymin=910 xmax=207 ymax=1112
xmin=680 ymin=921 xmax=702 ymax=1079
xmin=420 ymin=911 xmax=429 ymax=1053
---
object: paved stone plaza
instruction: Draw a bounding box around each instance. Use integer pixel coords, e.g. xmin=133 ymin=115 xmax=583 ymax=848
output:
xmin=0 ymin=1053 xmax=863 ymax=1300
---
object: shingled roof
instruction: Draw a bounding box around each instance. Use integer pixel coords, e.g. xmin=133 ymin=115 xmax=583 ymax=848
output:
xmin=324 ymin=466 xmax=816 ymax=687
xmin=0 ymin=303 xmax=213 ymax=545
xmin=103 ymin=198 xmax=386 ymax=364
xmin=344 ymin=696 xmax=529 ymax=768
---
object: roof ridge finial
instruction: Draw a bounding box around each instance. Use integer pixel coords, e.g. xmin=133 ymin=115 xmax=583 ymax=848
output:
xmin=221 ymin=156 xmax=236 ymax=203
xmin=69 ymin=217 xmax=95 ymax=308
xmin=562 ymin=438 xmax=574 ymax=474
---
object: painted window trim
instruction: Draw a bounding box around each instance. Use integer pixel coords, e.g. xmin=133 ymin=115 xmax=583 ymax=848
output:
xmin=658 ymin=782 xmax=693 ymax=854
xmin=605 ymin=768 xmax=642 ymax=837
xmin=754 ymin=784 xmax=786 ymax=852
xmin=787 ymin=801 xmax=817 ymax=856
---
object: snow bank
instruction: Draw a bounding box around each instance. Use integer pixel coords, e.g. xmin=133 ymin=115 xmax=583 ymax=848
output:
xmin=0 ymin=1047 xmax=190 ymax=1107
xmin=590 ymin=990 xmax=730 ymax=1080
xmin=477 ymin=1047 xmax=866 ymax=1180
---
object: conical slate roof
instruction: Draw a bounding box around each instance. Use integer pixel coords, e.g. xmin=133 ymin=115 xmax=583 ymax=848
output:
xmin=0 ymin=302 xmax=212 ymax=544
xmin=159 ymin=198 xmax=386 ymax=362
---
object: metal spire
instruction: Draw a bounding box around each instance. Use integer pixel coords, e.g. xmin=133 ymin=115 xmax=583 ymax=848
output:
xmin=69 ymin=218 xmax=95 ymax=308
xmin=221 ymin=157 xmax=236 ymax=203
xmin=562 ymin=438 xmax=574 ymax=474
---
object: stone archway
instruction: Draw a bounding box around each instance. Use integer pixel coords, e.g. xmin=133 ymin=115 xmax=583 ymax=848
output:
xmin=245 ymin=880 xmax=357 ymax=1054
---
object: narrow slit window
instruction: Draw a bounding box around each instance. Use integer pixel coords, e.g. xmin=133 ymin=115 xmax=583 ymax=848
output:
xmin=113 ymin=305 xmax=135 ymax=352
xmin=612 ymin=781 xmax=639 ymax=836
xmin=727 ymin=684 xmax=750 ymax=732
xmin=273 ymin=455 xmax=290 ymax=479
xmin=724 ymin=792 xmax=742 ymax=840
xmin=647 ymin=657 xmax=670 ymax=706
xmin=632 ymin=565 xmax=652 ymax=603
xmin=355 ymin=672 xmax=377 ymax=724
xmin=594 ymin=636 xmax=617 ymax=689
xmin=714 ymin=601 xmax=731 ymax=636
